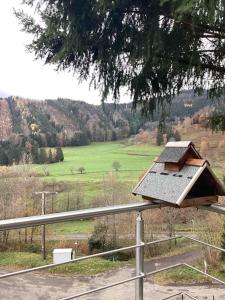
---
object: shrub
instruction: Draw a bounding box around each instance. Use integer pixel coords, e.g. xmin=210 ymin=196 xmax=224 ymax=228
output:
xmin=112 ymin=161 xmax=121 ymax=172
xmin=78 ymin=166 xmax=85 ymax=174
xmin=88 ymin=223 xmax=108 ymax=253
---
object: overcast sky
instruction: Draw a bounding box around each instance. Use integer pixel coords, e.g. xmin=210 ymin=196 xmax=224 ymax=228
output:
xmin=0 ymin=1 xmax=129 ymax=104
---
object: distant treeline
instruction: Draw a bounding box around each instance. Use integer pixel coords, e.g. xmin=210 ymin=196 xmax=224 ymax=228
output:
xmin=0 ymin=93 xmax=211 ymax=149
xmin=0 ymin=136 xmax=64 ymax=166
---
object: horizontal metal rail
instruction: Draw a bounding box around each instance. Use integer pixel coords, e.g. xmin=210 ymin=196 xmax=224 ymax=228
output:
xmin=58 ymin=274 xmax=145 ymax=300
xmin=0 ymin=204 xmax=225 ymax=278
xmin=1 ymin=232 xmax=225 ymax=280
xmin=58 ymin=264 xmax=183 ymax=300
xmin=0 ymin=203 xmax=225 ymax=300
xmin=183 ymin=293 xmax=199 ymax=300
xmin=1 ymin=234 xmax=225 ymax=294
xmin=58 ymin=263 xmax=225 ymax=300
xmin=183 ymin=263 xmax=225 ymax=285
xmin=184 ymin=293 xmax=199 ymax=300
xmin=161 ymin=292 xmax=198 ymax=300
xmin=0 ymin=202 xmax=161 ymax=230
xmin=0 ymin=236 xmax=181 ymax=279
xmin=161 ymin=292 xmax=184 ymax=300
xmin=199 ymin=204 xmax=225 ymax=215
xmin=0 ymin=203 xmax=224 ymax=231
xmin=183 ymin=235 xmax=225 ymax=253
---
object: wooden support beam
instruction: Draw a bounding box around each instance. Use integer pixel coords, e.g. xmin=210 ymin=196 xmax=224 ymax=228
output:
xmin=185 ymin=159 xmax=208 ymax=167
xmin=180 ymin=196 xmax=218 ymax=208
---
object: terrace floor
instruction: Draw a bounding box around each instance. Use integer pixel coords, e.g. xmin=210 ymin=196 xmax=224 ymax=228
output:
xmin=0 ymin=249 xmax=224 ymax=300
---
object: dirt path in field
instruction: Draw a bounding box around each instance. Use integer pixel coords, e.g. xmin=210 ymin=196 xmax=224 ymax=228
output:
xmin=1 ymin=249 xmax=223 ymax=300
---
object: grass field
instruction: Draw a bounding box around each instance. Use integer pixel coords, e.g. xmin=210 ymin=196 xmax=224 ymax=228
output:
xmin=50 ymin=220 xmax=95 ymax=235
xmin=0 ymin=251 xmax=128 ymax=275
xmin=33 ymin=141 xmax=162 ymax=206
xmin=35 ymin=141 xmax=162 ymax=183
xmin=0 ymin=242 xmax=199 ymax=276
xmin=32 ymin=142 xmax=162 ymax=234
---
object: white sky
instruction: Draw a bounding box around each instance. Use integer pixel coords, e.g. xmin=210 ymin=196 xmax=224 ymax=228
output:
xmin=0 ymin=1 xmax=130 ymax=104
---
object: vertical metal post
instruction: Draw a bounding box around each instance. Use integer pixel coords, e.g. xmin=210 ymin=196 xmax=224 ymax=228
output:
xmin=41 ymin=192 xmax=46 ymax=260
xmin=135 ymin=211 xmax=144 ymax=300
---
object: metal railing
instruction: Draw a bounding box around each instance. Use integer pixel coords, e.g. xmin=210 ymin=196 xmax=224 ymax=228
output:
xmin=162 ymin=292 xmax=199 ymax=300
xmin=0 ymin=202 xmax=225 ymax=300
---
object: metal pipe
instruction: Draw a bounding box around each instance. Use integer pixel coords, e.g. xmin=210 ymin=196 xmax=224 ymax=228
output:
xmin=61 ymin=262 xmax=225 ymax=300
xmin=183 ymin=293 xmax=198 ymax=300
xmin=57 ymin=263 xmax=184 ymax=300
xmin=0 ymin=203 xmax=161 ymax=231
xmin=0 ymin=243 xmax=140 ymax=279
xmin=183 ymin=263 xmax=225 ymax=286
xmin=1 ymin=233 xmax=223 ymax=282
xmin=145 ymin=263 xmax=183 ymax=277
xmin=145 ymin=235 xmax=182 ymax=246
xmin=135 ymin=211 xmax=144 ymax=300
xmin=0 ymin=236 xmax=181 ymax=279
xmin=161 ymin=292 xmax=182 ymax=300
xmin=0 ymin=202 xmax=225 ymax=300
xmin=1 ymin=203 xmax=225 ymax=231
xmin=199 ymin=204 xmax=225 ymax=215
xmin=183 ymin=235 xmax=225 ymax=253
xmin=162 ymin=292 xmax=201 ymax=300
xmin=58 ymin=274 xmax=144 ymax=300
xmin=145 ymin=262 xmax=225 ymax=286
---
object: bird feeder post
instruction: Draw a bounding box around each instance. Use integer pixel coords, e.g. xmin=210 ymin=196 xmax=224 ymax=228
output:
xmin=135 ymin=211 xmax=144 ymax=300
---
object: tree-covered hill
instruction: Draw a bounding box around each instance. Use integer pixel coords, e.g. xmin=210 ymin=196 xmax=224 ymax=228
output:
xmin=0 ymin=92 xmax=210 ymax=148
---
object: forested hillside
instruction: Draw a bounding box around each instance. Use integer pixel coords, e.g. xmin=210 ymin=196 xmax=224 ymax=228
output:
xmin=0 ymin=93 xmax=210 ymax=143
xmin=0 ymin=93 xmax=211 ymax=165
xmin=0 ymin=97 xmax=147 ymax=146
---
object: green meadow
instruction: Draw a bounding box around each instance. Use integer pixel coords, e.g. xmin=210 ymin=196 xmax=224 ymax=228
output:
xmin=33 ymin=141 xmax=162 ymax=206
xmin=32 ymin=142 xmax=162 ymax=244
xmin=35 ymin=141 xmax=162 ymax=183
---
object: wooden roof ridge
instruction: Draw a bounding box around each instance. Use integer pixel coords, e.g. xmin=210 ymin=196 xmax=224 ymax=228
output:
xmin=185 ymin=158 xmax=209 ymax=167
xmin=189 ymin=144 xmax=202 ymax=159
xmin=157 ymin=141 xmax=202 ymax=164
xmin=165 ymin=141 xmax=193 ymax=148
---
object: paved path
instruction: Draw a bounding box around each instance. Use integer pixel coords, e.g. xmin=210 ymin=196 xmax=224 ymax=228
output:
xmin=0 ymin=249 xmax=224 ymax=300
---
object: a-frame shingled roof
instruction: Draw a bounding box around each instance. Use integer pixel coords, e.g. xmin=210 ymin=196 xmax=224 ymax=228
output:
xmin=133 ymin=141 xmax=225 ymax=207
xmin=157 ymin=147 xmax=189 ymax=163
xmin=157 ymin=141 xmax=201 ymax=163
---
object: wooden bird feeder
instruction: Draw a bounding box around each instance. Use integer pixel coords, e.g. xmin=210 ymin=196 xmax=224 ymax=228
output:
xmin=132 ymin=141 xmax=225 ymax=207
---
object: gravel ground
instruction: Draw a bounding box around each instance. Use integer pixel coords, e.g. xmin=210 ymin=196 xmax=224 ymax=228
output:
xmin=0 ymin=249 xmax=224 ymax=300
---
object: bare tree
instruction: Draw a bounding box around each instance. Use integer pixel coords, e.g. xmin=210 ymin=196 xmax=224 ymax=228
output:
xmin=78 ymin=166 xmax=85 ymax=174
xmin=0 ymin=165 xmax=42 ymax=244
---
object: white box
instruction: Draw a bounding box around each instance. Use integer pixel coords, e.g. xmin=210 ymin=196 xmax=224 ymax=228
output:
xmin=53 ymin=248 xmax=73 ymax=264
